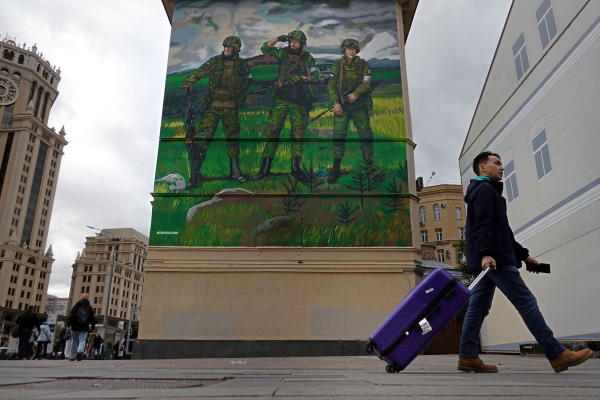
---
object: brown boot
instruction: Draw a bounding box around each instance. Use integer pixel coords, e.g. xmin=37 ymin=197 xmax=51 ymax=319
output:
xmin=549 ymin=348 xmax=593 ymax=373
xmin=457 ymin=357 xmax=498 ymax=373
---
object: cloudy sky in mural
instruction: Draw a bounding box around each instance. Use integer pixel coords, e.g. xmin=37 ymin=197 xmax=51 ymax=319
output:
xmin=0 ymin=0 xmax=511 ymax=296
xmin=168 ymin=0 xmax=400 ymax=73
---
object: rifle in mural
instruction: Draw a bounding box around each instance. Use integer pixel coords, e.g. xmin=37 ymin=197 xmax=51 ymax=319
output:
xmin=248 ymin=77 xmax=328 ymax=95
xmin=309 ymin=77 xmax=385 ymax=124
xmin=184 ymin=87 xmax=200 ymax=189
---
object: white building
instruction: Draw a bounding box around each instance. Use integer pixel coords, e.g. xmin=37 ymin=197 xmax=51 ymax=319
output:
xmin=459 ymin=0 xmax=600 ymax=351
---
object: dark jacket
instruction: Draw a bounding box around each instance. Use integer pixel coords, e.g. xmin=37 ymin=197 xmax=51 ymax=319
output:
xmin=59 ymin=325 xmax=68 ymax=341
xmin=465 ymin=177 xmax=529 ymax=274
xmin=67 ymin=299 xmax=96 ymax=332
xmin=92 ymin=335 xmax=104 ymax=348
xmin=16 ymin=310 xmax=40 ymax=330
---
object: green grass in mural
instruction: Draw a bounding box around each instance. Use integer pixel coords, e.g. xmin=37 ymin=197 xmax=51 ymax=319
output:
xmin=150 ymin=194 xmax=411 ymax=247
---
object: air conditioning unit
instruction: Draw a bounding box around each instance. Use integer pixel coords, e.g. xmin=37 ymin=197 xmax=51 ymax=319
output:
xmin=419 ymin=221 xmax=425 ymax=226
xmin=441 ymin=203 xmax=446 ymax=208
xmin=446 ymin=250 xmax=451 ymax=258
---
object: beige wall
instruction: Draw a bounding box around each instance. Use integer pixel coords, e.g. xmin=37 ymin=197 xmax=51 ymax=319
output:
xmin=139 ymin=247 xmax=417 ymax=340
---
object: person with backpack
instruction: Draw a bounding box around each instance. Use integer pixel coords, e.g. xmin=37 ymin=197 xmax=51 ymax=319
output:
xmin=66 ymin=294 xmax=96 ymax=361
xmin=35 ymin=321 xmax=52 ymax=360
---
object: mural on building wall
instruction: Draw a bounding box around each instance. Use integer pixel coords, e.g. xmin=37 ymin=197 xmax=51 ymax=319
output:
xmin=150 ymin=0 xmax=411 ymax=247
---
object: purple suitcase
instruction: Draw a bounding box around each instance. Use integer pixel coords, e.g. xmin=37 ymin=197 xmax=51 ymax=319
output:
xmin=366 ymin=267 xmax=489 ymax=373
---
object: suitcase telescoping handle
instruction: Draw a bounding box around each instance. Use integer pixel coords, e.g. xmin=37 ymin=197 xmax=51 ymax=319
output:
xmin=468 ymin=263 xmax=492 ymax=291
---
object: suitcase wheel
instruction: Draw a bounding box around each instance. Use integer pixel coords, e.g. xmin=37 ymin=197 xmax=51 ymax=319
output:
xmin=385 ymin=364 xmax=403 ymax=374
xmin=365 ymin=340 xmax=375 ymax=354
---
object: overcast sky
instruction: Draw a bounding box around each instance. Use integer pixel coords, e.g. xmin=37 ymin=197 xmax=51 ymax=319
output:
xmin=0 ymin=0 xmax=511 ymax=297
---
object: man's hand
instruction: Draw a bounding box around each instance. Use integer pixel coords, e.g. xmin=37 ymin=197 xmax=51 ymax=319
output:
xmin=482 ymin=255 xmax=496 ymax=271
xmin=525 ymin=255 xmax=540 ymax=274
xmin=277 ymin=35 xmax=288 ymax=42
xmin=180 ymin=82 xmax=192 ymax=92
xmin=334 ymin=103 xmax=343 ymax=116
xmin=348 ymin=93 xmax=358 ymax=103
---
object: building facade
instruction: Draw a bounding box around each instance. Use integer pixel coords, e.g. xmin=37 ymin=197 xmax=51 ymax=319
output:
xmin=68 ymin=229 xmax=148 ymax=321
xmin=417 ymin=184 xmax=466 ymax=267
xmin=0 ymin=35 xmax=66 ymax=312
xmin=45 ymin=294 xmax=68 ymax=316
xmin=136 ymin=0 xmax=421 ymax=358
xmin=459 ymin=0 xmax=600 ymax=350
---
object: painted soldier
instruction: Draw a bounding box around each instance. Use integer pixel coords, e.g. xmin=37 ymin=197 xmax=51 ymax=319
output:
xmin=180 ymin=36 xmax=252 ymax=188
xmin=251 ymin=30 xmax=320 ymax=182
xmin=326 ymin=38 xmax=374 ymax=184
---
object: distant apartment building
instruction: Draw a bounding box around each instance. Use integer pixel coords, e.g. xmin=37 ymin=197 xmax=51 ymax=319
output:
xmin=459 ymin=0 xmax=600 ymax=350
xmin=0 ymin=35 xmax=66 ymax=312
xmin=417 ymin=184 xmax=466 ymax=267
xmin=45 ymin=294 xmax=68 ymax=316
xmin=68 ymin=229 xmax=148 ymax=321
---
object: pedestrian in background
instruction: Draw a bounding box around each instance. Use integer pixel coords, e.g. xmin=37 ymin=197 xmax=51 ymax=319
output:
xmin=35 ymin=321 xmax=52 ymax=360
xmin=459 ymin=151 xmax=593 ymax=373
xmin=15 ymin=306 xmax=39 ymax=360
xmin=67 ymin=294 xmax=96 ymax=361
xmin=92 ymin=333 xmax=104 ymax=360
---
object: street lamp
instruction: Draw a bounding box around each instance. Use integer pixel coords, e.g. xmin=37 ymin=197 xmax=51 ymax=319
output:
xmin=87 ymin=226 xmax=116 ymax=328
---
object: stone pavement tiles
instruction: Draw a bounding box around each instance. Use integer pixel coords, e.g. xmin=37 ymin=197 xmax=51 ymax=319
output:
xmin=0 ymin=354 xmax=598 ymax=399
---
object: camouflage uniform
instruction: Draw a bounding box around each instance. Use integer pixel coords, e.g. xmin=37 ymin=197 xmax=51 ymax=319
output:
xmin=326 ymin=39 xmax=374 ymax=184
xmin=252 ymin=30 xmax=320 ymax=182
xmin=181 ymin=36 xmax=252 ymax=187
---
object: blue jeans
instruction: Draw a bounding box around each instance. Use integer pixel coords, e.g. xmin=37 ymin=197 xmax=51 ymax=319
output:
xmin=459 ymin=265 xmax=565 ymax=361
xmin=70 ymin=331 xmax=89 ymax=356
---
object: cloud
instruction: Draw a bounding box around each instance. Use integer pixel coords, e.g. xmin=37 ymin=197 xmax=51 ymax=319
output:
xmin=0 ymin=0 xmax=171 ymax=297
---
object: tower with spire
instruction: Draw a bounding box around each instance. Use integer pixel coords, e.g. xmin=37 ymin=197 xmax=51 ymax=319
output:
xmin=0 ymin=35 xmax=68 ymax=312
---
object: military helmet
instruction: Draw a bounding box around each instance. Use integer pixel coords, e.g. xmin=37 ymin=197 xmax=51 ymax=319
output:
xmin=340 ymin=38 xmax=360 ymax=54
xmin=287 ymin=30 xmax=307 ymax=45
xmin=223 ymin=36 xmax=242 ymax=51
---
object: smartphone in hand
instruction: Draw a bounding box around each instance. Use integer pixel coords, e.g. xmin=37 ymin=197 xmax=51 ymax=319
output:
xmin=525 ymin=262 xmax=551 ymax=274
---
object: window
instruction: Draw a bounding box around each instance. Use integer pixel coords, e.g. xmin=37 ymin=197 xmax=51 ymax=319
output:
xmin=18 ymin=54 xmax=25 ymax=64
xmin=435 ymin=228 xmax=443 ymax=242
xmin=418 ymin=206 xmax=426 ymax=223
xmin=536 ymin=0 xmax=558 ymax=51
xmin=512 ymin=32 xmax=530 ymax=81
xmin=455 ymin=207 xmax=462 ymax=220
xmin=501 ymin=148 xmax=520 ymax=204
xmin=457 ymin=227 xmax=465 ymax=241
xmin=433 ymin=204 xmax=441 ymax=221
xmin=420 ymin=230 xmax=428 ymax=244
xmin=2 ymin=50 xmax=14 ymax=61
xmin=529 ymin=117 xmax=553 ymax=181
xmin=436 ymin=250 xmax=445 ymax=263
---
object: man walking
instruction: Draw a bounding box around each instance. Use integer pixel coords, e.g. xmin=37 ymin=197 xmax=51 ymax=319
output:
xmin=251 ymin=30 xmax=319 ymax=182
xmin=15 ymin=306 xmax=39 ymax=360
xmin=459 ymin=151 xmax=593 ymax=373
xmin=67 ymin=294 xmax=96 ymax=361
xmin=180 ymin=36 xmax=252 ymax=188
xmin=326 ymin=38 xmax=374 ymax=184
xmin=91 ymin=332 xmax=104 ymax=360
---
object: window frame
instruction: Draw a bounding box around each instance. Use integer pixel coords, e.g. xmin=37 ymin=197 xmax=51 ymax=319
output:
xmin=536 ymin=0 xmax=559 ymax=52
xmin=512 ymin=31 xmax=531 ymax=82
xmin=529 ymin=117 xmax=554 ymax=183
xmin=433 ymin=204 xmax=441 ymax=221
xmin=455 ymin=207 xmax=462 ymax=220
xmin=435 ymin=228 xmax=443 ymax=242
xmin=418 ymin=206 xmax=426 ymax=223
xmin=420 ymin=230 xmax=428 ymax=244
xmin=436 ymin=249 xmax=445 ymax=263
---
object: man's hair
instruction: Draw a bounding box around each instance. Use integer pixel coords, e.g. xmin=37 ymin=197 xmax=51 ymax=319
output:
xmin=27 ymin=305 xmax=34 ymax=311
xmin=473 ymin=151 xmax=501 ymax=176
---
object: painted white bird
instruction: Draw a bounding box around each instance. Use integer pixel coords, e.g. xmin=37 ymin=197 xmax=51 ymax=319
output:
xmin=155 ymin=173 xmax=186 ymax=192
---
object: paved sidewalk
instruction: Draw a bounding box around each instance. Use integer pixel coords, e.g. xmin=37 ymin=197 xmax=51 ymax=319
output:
xmin=0 ymin=354 xmax=598 ymax=399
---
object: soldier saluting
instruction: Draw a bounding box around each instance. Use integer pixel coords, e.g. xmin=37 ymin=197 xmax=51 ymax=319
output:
xmin=326 ymin=39 xmax=374 ymax=184
xmin=251 ymin=30 xmax=320 ymax=182
xmin=180 ymin=36 xmax=252 ymax=188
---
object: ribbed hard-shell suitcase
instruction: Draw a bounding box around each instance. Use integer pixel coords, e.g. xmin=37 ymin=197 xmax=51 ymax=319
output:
xmin=366 ymin=267 xmax=490 ymax=373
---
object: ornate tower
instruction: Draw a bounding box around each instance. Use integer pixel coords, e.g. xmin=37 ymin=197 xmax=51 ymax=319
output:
xmin=0 ymin=35 xmax=68 ymax=312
